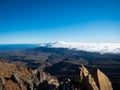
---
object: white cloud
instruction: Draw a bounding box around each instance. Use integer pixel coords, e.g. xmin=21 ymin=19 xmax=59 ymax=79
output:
xmin=40 ymin=41 xmax=120 ymax=54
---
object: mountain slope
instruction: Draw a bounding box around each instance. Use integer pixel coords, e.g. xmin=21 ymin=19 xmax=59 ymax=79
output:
xmin=0 ymin=61 xmax=113 ymax=90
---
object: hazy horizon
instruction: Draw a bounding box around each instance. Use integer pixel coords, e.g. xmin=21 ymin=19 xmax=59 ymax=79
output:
xmin=0 ymin=40 xmax=120 ymax=45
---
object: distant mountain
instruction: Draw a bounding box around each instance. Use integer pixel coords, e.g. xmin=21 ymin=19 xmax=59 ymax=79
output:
xmin=40 ymin=41 xmax=120 ymax=54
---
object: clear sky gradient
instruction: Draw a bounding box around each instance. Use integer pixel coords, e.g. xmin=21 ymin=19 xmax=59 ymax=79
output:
xmin=0 ymin=0 xmax=120 ymax=44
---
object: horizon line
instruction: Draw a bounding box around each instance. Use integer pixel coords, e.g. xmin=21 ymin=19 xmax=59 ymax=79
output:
xmin=0 ymin=41 xmax=120 ymax=45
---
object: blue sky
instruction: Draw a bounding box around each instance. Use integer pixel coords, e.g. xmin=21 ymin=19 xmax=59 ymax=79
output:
xmin=0 ymin=0 xmax=120 ymax=44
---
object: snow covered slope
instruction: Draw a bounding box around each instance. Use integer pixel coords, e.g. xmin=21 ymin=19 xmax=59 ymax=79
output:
xmin=40 ymin=41 xmax=120 ymax=54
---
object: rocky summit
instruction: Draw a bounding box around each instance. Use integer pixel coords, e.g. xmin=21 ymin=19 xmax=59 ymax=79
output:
xmin=74 ymin=65 xmax=113 ymax=90
xmin=0 ymin=61 xmax=113 ymax=90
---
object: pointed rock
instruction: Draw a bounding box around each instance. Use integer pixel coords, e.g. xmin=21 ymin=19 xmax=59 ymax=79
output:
xmin=11 ymin=72 xmax=23 ymax=89
xmin=79 ymin=65 xmax=89 ymax=81
xmin=76 ymin=65 xmax=90 ymax=90
xmin=85 ymin=74 xmax=99 ymax=90
xmin=91 ymin=68 xmax=113 ymax=90
xmin=0 ymin=76 xmax=4 ymax=90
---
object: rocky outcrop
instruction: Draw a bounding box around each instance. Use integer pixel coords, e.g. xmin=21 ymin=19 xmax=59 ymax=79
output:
xmin=79 ymin=65 xmax=89 ymax=81
xmin=90 ymin=68 xmax=113 ymax=90
xmin=85 ymin=74 xmax=99 ymax=90
xmin=74 ymin=65 xmax=113 ymax=90
xmin=0 ymin=76 xmax=5 ymax=90
xmin=0 ymin=61 xmax=59 ymax=90
xmin=75 ymin=65 xmax=90 ymax=90
xmin=0 ymin=61 xmax=113 ymax=90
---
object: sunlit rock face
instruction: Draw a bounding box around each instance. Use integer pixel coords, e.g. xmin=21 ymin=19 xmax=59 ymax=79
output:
xmin=0 ymin=61 xmax=113 ymax=90
xmin=74 ymin=65 xmax=113 ymax=90
xmin=90 ymin=68 xmax=113 ymax=90
xmin=0 ymin=76 xmax=5 ymax=90
xmin=0 ymin=61 xmax=59 ymax=90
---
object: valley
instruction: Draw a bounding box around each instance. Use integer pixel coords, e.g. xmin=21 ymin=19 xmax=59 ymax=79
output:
xmin=0 ymin=45 xmax=120 ymax=90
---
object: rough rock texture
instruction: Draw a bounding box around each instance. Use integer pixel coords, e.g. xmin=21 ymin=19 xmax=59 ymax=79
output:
xmin=0 ymin=61 xmax=59 ymax=90
xmin=74 ymin=65 xmax=113 ymax=90
xmin=91 ymin=68 xmax=113 ymax=90
xmin=76 ymin=65 xmax=89 ymax=90
xmin=0 ymin=61 xmax=113 ymax=90
xmin=79 ymin=65 xmax=89 ymax=81
xmin=85 ymin=74 xmax=99 ymax=90
xmin=0 ymin=76 xmax=5 ymax=90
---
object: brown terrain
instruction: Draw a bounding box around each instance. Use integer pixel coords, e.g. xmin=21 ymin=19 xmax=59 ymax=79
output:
xmin=0 ymin=47 xmax=119 ymax=90
xmin=0 ymin=61 xmax=113 ymax=90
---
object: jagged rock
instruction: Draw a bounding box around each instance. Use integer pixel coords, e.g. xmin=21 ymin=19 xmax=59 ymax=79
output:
xmin=11 ymin=73 xmax=20 ymax=83
xmin=91 ymin=68 xmax=113 ymax=90
xmin=74 ymin=65 xmax=113 ymax=90
xmin=79 ymin=65 xmax=89 ymax=81
xmin=0 ymin=76 xmax=5 ymax=90
xmin=30 ymin=67 xmax=59 ymax=90
xmin=85 ymin=74 xmax=99 ymax=90
xmin=33 ymin=69 xmax=43 ymax=87
xmin=75 ymin=65 xmax=89 ymax=82
xmin=26 ymin=83 xmax=33 ymax=90
xmin=75 ymin=65 xmax=89 ymax=90
xmin=11 ymin=72 xmax=23 ymax=89
xmin=26 ymin=76 xmax=35 ymax=90
xmin=0 ymin=61 xmax=113 ymax=90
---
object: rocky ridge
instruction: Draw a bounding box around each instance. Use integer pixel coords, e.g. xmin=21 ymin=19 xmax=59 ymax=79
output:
xmin=74 ymin=65 xmax=113 ymax=90
xmin=0 ymin=61 xmax=113 ymax=90
xmin=0 ymin=61 xmax=58 ymax=90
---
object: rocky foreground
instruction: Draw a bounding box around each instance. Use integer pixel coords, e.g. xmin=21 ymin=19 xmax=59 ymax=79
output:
xmin=0 ymin=61 xmax=113 ymax=90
